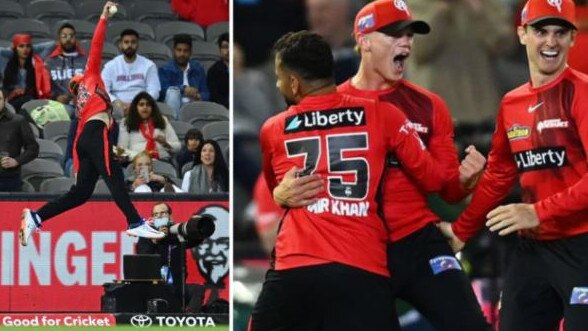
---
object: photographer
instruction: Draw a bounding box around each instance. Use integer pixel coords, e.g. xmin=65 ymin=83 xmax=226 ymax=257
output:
xmin=136 ymin=202 xmax=206 ymax=312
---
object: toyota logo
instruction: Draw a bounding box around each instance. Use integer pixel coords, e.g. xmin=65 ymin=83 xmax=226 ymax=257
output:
xmin=130 ymin=315 xmax=152 ymax=328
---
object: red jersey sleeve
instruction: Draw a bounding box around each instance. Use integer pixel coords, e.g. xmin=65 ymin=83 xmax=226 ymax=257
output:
xmin=534 ymin=87 xmax=588 ymax=221
xmin=260 ymin=116 xmax=279 ymax=193
xmin=452 ymin=106 xmax=518 ymax=242
xmin=85 ymin=17 xmax=107 ymax=76
xmin=427 ymin=97 xmax=468 ymax=202
xmin=382 ymin=102 xmax=448 ymax=192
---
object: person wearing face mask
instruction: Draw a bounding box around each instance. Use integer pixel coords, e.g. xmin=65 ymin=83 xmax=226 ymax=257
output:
xmin=101 ymin=29 xmax=161 ymax=114
xmin=181 ymin=140 xmax=228 ymax=194
xmin=19 ymin=2 xmax=165 ymax=248
xmin=117 ymin=91 xmax=181 ymax=161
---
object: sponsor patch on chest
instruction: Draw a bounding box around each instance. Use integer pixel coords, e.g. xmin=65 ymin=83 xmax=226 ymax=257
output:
xmin=284 ymin=107 xmax=365 ymax=133
xmin=536 ymin=118 xmax=568 ymax=133
xmin=514 ymin=147 xmax=567 ymax=172
xmin=507 ymin=125 xmax=531 ymax=141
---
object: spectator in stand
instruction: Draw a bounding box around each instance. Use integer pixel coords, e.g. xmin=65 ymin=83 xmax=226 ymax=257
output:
xmin=207 ymin=33 xmax=229 ymax=108
xmin=102 ymin=29 xmax=160 ymax=114
xmin=117 ymin=92 xmax=181 ymax=161
xmin=176 ymin=128 xmax=203 ymax=171
xmin=159 ymin=34 xmax=209 ymax=119
xmin=0 ymin=89 xmax=39 ymax=192
xmin=181 ymin=140 xmax=228 ymax=194
xmin=170 ymin=0 xmax=228 ymax=27
xmin=126 ymin=151 xmax=181 ymax=193
xmin=43 ymin=23 xmax=88 ymax=117
xmin=2 ymin=34 xmax=51 ymax=114
xmin=306 ymin=0 xmax=363 ymax=84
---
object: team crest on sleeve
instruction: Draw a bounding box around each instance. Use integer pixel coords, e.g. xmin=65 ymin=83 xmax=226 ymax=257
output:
xmin=429 ymin=256 xmax=462 ymax=275
xmin=507 ymin=124 xmax=531 ymax=141
xmin=570 ymin=287 xmax=588 ymax=305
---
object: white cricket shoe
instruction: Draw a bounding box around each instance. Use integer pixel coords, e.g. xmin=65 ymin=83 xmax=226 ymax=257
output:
xmin=126 ymin=223 xmax=165 ymax=239
xmin=20 ymin=208 xmax=41 ymax=246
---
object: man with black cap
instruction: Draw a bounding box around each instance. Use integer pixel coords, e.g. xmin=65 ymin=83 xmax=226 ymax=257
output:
xmin=438 ymin=0 xmax=588 ymax=329
xmin=273 ymin=1 xmax=490 ymax=330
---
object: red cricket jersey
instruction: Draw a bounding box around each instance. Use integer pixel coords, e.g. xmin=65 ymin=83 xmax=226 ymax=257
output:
xmin=338 ymin=80 xmax=465 ymax=241
xmin=453 ymin=68 xmax=588 ymax=241
xmin=260 ymin=92 xmax=448 ymax=276
xmin=72 ymin=17 xmax=113 ymax=174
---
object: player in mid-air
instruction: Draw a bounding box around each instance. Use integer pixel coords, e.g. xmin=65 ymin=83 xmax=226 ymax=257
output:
xmin=437 ymin=0 xmax=588 ymax=330
xmin=20 ymin=1 xmax=164 ymax=246
xmin=249 ymin=30 xmax=456 ymax=331
xmin=273 ymin=1 xmax=490 ymax=330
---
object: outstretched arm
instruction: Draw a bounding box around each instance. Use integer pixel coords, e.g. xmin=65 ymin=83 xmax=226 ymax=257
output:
xmin=86 ymin=2 xmax=117 ymax=75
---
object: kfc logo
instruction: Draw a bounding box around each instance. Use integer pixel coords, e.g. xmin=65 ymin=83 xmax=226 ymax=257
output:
xmin=192 ymin=205 xmax=229 ymax=285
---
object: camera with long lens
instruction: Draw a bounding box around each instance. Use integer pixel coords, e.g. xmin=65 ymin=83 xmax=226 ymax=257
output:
xmin=169 ymin=213 xmax=216 ymax=246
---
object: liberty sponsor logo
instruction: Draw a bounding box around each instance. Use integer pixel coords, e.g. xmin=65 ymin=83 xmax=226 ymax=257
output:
xmin=306 ymin=198 xmax=369 ymax=217
xmin=284 ymin=107 xmax=365 ymax=133
xmin=528 ymin=101 xmax=544 ymax=113
xmin=411 ymin=122 xmax=429 ymax=134
xmin=357 ymin=13 xmax=375 ymax=32
xmin=429 ymin=256 xmax=462 ymax=275
xmin=537 ymin=118 xmax=568 ymax=133
xmin=514 ymin=147 xmax=567 ymax=172
xmin=507 ymin=125 xmax=531 ymax=141
xmin=570 ymin=287 xmax=588 ymax=305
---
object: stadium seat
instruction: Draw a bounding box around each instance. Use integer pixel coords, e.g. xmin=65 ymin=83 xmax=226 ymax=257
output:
xmin=0 ymin=39 xmax=12 ymax=49
xmin=21 ymin=158 xmax=65 ymax=191
xmin=26 ymin=0 xmax=75 ymax=28
xmin=152 ymin=159 xmax=179 ymax=179
xmin=75 ymin=1 xmax=127 ymax=23
xmin=202 ymin=121 xmax=229 ymax=154
xmin=157 ymin=102 xmax=175 ymax=119
xmin=29 ymin=122 xmax=40 ymax=139
xmin=131 ymin=1 xmax=177 ymax=27
xmin=80 ymin=39 xmax=119 ymax=62
xmin=0 ymin=19 xmax=52 ymax=42
xmin=155 ymin=21 xmax=205 ymax=48
xmin=200 ymin=60 xmax=217 ymax=73
xmin=138 ymin=40 xmax=172 ymax=67
xmin=191 ymin=41 xmax=220 ymax=62
xmin=180 ymin=161 xmax=193 ymax=177
xmin=21 ymin=99 xmax=49 ymax=115
xmin=0 ymin=1 xmax=24 ymax=27
xmin=4 ymin=101 xmax=16 ymax=114
xmin=53 ymin=19 xmax=96 ymax=40
xmin=21 ymin=179 xmax=35 ymax=193
xmin=202 ymin=120 xmax=229 ymax=141
xmin=107 ymin=21 xmax=155 ymax=43
xmin=43 ymin=120 xmax=71 ymax=153
xmin=206 ymin=21 xmax=228 ymax=43
xmin=168 ymin=120 xmax=193 ymax=142
xmin=93 ymin=178 xmax=110 ymax=195
xmin=36 ymin=138 xmax=65 ymax=164
xmin=179 ymin=101 xmax=229 ymax=129
xmin=223 ymin=145 xmax=229 ymax=166
xmin=39 ymin=177 xmax=75 ymax=194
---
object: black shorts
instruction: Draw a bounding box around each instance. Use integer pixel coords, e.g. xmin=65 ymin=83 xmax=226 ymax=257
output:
xmin=249 ymin=263 xmax=394 ymax=331
xmin=499 ymin=233 xmax=588 ymax=331
xmin=387 ymin=223 xmax=491 ymax=331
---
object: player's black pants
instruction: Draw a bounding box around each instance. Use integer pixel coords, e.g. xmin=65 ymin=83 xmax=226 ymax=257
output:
xmin=388 ymin=223 xmax=491 ymax=331
xmin=250 ymin=263 xmax=395 ymax=331
xmin=37 ymin=120 xmax=141 ymax=226
xmin=499 ymin=233 xmax=588 ymax=331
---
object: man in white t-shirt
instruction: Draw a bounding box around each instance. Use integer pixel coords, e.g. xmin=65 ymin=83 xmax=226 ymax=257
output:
xmin=101 ymin=29 xmax=161 ymax=114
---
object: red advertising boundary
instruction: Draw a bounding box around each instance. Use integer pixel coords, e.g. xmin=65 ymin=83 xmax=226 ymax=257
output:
xmin=0 ymin=195 xmax=229 ymax=312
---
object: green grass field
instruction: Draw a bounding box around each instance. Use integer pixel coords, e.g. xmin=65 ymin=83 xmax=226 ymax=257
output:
xmin=0 ymin=327 xmax=229 ymax=330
